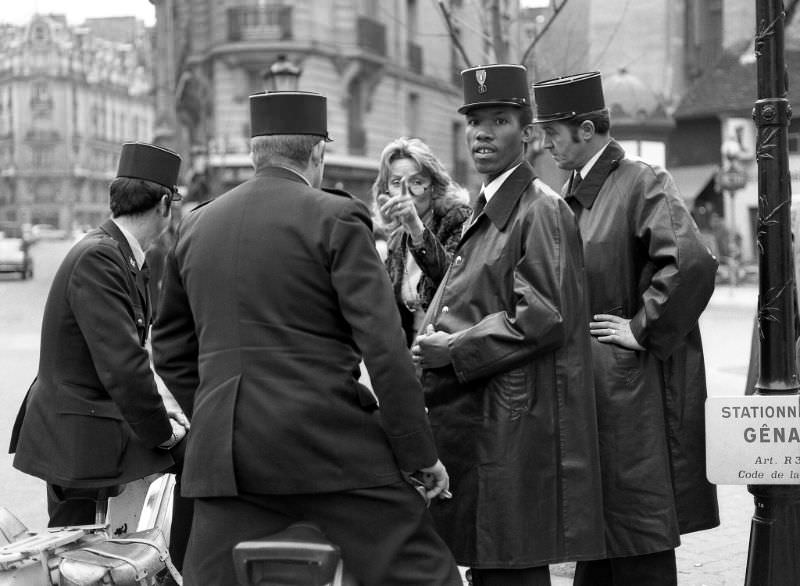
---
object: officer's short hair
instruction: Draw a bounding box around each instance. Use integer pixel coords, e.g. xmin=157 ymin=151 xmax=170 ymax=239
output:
xmin=565 ymin=108 xmax=612 ymax=136
xmin=109 ymin=177 xmax=169 ymax=218
xmin=251 ymin=135 xmax=323 ymax=169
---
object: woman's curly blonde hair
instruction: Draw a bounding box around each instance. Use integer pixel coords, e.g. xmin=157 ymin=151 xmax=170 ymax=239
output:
xmin=371 ymin=137 xmax=468 ymax=231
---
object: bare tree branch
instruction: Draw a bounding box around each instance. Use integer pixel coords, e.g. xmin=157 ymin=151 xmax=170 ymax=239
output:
xmin=520 ymin=0 xmax=569 ymax=65
xmin=437 ymin=0 xmax=473 ymax=68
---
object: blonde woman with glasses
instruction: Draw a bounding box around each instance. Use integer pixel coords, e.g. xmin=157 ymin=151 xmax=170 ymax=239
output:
xmin=372 ymin=137 xmax=471 ymax=346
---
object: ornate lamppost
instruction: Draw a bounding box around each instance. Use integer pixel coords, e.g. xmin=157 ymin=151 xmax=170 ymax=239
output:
xmin=744 ymin=0 xmax=800 ymax=583
xmin=262 ymin=54 xmax=302 ymax=92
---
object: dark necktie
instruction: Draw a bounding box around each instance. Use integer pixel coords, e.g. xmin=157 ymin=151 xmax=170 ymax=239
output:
xmin=139 ymin=261 xmax=152 ymax=326
xmin=569 ymin=172 xmax=583 ymax=197
xmin=567 ymin=172 xmax=583 ymax=219
xmin=473 ymin=191 xmax=487 ymax=218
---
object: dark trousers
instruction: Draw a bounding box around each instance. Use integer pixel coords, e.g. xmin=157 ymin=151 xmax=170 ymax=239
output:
xmin=470 ymin=566 xmax=551 ymax=586
xmin=183 ymin=481 xmax=462 ymax=586
xmin=573 ymin=549 xmax=677 ymax=586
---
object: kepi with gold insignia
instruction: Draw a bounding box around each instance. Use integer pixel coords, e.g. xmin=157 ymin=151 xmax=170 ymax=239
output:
xmin=458 ymin=64 xmax=531 ymax=114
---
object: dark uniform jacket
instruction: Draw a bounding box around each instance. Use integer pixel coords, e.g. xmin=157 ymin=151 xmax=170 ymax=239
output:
xmin=420 ymin=162 xmax=606 ymax=567
xmin=566 ymin=140 xmax=720 ymax=556
xmin=151 ymin=166 xmax=438 ymax=498
xmin=10 ymin=220 xmax=174 ymax=488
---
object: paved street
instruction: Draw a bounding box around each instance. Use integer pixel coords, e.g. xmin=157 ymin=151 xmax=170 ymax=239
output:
xmin=0 ymin=240 xmax=763 ymax=584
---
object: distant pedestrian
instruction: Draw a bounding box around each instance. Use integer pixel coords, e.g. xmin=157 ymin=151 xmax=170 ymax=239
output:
xmin=372 ymin=137 xmax=471 ymax=345
xmin=151 ymin=91 xmax=461 ymax=586
xmin=413 ymin=63 xmax=605 ymax=586
xmin=534 ymin=71 xmax=719 ymax=586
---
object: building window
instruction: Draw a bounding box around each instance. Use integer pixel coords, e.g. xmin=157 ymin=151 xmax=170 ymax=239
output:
xmin=407 ymin=0 xmax=418 ymax=39
xmin=32 ymin=24 xmax=48 ymax=43
xmin=406 ymin=92 xmax=420 ymax=138
xmin=359 ymin=0 xmax=378 ymax=18
xmin=618 ymin=140 xmax=666 ymax=168
xmin=347 ymin=79 xmax=367 ymax=155
xmin=30 ymin=81 xmax=53 ymax=117
xmin=31 ymin=146 xmax=54 ymax=169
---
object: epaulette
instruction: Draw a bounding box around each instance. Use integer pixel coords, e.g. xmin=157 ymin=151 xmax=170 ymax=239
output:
xmin=187 ymin=198 xmax=215 ymax=212
xmin=322 ymin=187 xmax=356 ymax=200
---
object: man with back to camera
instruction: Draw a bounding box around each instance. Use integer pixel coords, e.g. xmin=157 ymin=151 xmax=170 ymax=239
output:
xmin=532 ymin=71 xmax=719 ymax=586
xmin=150 ymin=90 xmax=462 ymax=586
xmin=9 ymin=142 xmax=191 ymax=576
xmin=412 ymin=64 xmax=606 ymax=586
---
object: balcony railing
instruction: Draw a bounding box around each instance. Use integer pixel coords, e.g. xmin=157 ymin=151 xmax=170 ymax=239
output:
xmin=228 ymin=5 xmax=293 ymax=42
xmin=357 ymin=16 xmax=386 ymax=57
xmin=407 ymin=42 xmax=423 ymax=75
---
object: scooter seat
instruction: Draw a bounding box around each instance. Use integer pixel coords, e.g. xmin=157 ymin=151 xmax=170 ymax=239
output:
xmin=233 ymin=522 xmax=341 ymax=586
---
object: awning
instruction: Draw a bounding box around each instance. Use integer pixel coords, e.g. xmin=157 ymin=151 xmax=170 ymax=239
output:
xmin=669 ymin=164 xmax=719 ymax=205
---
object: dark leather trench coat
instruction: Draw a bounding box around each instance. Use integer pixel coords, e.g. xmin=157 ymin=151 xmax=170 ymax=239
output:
xmin=420 ymin=162 xmax=606 ymax=568
xmin=566 ymin=140 xmax=720 ymax=557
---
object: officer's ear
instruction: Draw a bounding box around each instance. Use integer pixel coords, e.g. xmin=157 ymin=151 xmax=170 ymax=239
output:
xmin=160 ymin=188 xmax=181 ymax=217
xmin=578 ymin=120 xmax=596 ymax=141
xmin=159 ymin=193 xmax=171 ymax=218
xmin=310 ymin=139 xmax=326 ymax=167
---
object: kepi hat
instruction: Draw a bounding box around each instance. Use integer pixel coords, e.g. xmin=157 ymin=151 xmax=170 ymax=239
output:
xmin=458 ymin=64 xmax=531 ymax=114
xmin=250 ymin=91 xmax=332 ymax=141
xmin=116 ymin=142 xmax=181 ymax=190
xmin=531 ymin=71 xmax=605 ymax=123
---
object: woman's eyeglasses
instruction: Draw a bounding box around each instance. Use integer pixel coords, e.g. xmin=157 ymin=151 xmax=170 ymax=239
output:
xmin=388 ymin=178 xmax=429 ymax=196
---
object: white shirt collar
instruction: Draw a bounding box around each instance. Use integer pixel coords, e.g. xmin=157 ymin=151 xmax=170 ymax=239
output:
xmin=111 ymin=218 xmax=146 ymax=270
xmin=481 ymin=163 xmax=522 ymax=203
xmin=577 ymin=140 xmax=611 ymax=180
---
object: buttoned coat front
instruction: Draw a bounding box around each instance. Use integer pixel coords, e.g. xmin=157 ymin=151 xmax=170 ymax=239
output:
xmin=565 ymin=140 xmax=720 ymax=557
xmin=151 ymin=167 xmax=438 ymax=498
xmin=420 ymin=162 xmax=606 ymax=568
xmin=10 ymin=220 xmax=174 ymax=488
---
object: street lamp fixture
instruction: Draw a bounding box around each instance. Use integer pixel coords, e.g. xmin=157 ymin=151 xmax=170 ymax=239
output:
xmin=263 ymin=54 xmax=302 ymax=92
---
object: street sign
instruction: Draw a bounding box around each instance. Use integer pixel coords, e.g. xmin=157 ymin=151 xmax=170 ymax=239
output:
xmin=706 ymin=395 xmax=800 ymax=484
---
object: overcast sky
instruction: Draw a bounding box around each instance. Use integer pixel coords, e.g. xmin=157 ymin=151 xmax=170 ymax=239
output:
xmin=2 ymin=0 xmax=156 ymax=27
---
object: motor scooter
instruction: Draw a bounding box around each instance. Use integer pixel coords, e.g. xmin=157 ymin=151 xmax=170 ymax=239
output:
xmin=0 ymin=474 xmax=360 ymax=586
xmin=0 ymin=473 xmax=179 ymax=585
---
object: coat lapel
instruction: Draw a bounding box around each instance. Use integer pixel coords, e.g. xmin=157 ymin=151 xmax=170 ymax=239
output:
xmin=567 ymin=140 xmax=625 ymax=212
xmin=100 ymin=219 xmax=150 ymax=325
xmin=461 ymin=162 xmax=535 ymax=240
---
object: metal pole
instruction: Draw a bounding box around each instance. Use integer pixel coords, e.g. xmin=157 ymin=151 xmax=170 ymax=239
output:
xmin=745 ymin=0 xmax=800 ymax=584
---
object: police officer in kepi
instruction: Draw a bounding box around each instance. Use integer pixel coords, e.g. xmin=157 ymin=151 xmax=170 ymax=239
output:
xmin=151 ymin=90 xmax=462 ymax=586
xmin=413 ymin=64 xmax=605 ymax=586
xmin=10 ymin=142 xmax=192 ymax=571
xmin=533 ymin=71 xmax=719 ymax=586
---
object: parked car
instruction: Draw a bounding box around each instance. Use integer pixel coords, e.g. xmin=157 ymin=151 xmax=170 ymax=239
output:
xmin=0 ymin=237 xmax=33 ymax=279
xmin=31 ymin=223 xmax=67 ymax=240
